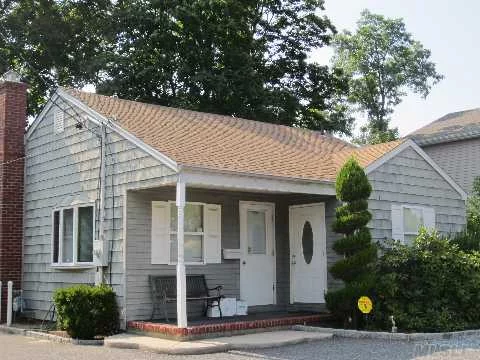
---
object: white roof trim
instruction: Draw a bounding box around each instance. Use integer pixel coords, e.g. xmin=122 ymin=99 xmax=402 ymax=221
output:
xmin=365 ymin=139 xmax=468 ymax=201
xmin=179 ymin=166 xmax=336 ymax=195
xmin=30 ymin=88 xmax=179 ymax=172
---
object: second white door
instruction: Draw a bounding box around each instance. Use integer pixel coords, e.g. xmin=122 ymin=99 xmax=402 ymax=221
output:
xmin=289 ymin=203 xmax=327 ymax=304
xmin=239 ymin=201 xmax=276 ymax=306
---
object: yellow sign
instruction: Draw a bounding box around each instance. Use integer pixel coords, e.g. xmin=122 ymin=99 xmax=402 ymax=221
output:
xmin=357 ymin=296 xmax=373 ymax=314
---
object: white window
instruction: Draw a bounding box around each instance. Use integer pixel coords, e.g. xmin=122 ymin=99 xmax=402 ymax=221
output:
xmin=391 ymin=204 xmax=435 ymax=245
xmin=52 ymin=205 xmax=95 ymax=265
xmin=170 ymin=203 xmax=204 ymax=263
xmin=151 ymin=201 xmax=221 ymax=265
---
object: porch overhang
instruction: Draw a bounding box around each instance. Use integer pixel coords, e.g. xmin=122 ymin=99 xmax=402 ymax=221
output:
xmin=178 ymin=166 xmax=336 ymax=196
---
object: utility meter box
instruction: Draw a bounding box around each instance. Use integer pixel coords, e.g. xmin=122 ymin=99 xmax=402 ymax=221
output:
xmin=93 ymin=239 xmax=108 ymax=266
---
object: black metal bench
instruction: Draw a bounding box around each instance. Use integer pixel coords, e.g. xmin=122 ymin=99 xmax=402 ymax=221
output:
xmin=149 ymin=275 xmax=224 ymax=321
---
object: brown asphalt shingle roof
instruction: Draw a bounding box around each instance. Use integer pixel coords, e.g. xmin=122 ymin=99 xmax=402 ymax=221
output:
xmin=65 ymin=89 xmax=404 ymax=182
xmin=333 ymin=139 xmax=405 ymax=172
xmin=410 ymin=108 xmax=480 ymax=145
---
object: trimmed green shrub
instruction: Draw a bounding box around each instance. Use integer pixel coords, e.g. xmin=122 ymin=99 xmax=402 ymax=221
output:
xmin=452 ymin=224 xmax=480 ymax=252
xmin=54 ymin=284 xmax=119 ymax=339
xmin=455 ymin=177 xmax=480 ymax=252
xmin=374 ymin=229 xmax=480 ymax=332
xmin=325 ymin=157 xmax=376 ymax=328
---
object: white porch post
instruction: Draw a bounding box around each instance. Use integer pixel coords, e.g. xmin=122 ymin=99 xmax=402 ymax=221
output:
xmin=176 ymin=180 xmax=187 ymax=328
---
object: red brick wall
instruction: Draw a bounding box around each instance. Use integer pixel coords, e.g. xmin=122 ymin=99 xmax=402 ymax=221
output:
xmin=0 ymin=80 xmax=27 ymax=322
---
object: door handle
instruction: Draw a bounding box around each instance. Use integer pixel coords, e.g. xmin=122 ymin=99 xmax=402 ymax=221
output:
xmin=242 ymin=260 xmax=246 ymax=265
xmin=291 ymin=254 xmax=296 ymax=265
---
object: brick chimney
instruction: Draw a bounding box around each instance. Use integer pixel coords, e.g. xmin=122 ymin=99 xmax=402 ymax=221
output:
xmin=0 ymin=70 xmax=26 ymax=322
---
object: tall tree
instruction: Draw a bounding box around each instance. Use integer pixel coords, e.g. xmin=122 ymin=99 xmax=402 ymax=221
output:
xmin=100 ymin=0 xmax=353 ymax=134
xmin=1 ymin=0 xmax=354 ymax=135
xmin=0 ymin=0 xmax=113 ymax=115
xmin=332 ymin=10 xmax=443 ymax=144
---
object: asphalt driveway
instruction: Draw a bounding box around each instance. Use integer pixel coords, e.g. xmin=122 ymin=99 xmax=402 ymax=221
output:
xmin=2 ymin=332 xmax=480 ymax=360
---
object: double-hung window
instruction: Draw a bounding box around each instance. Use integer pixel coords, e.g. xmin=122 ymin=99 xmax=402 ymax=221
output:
xmin=52 ymin=205 xmax=95 ymax=266
xmin=391 ymin=204 xmax=435 ymax=245
xmin=170 ymin=203 xmax=204 ymax=263
xmin=151 ymin=201 xmax=221 ymax=265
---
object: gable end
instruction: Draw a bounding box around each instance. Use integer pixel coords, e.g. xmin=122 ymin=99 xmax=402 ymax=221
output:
xmin=365 ymin=139 xmax=467 ymax=201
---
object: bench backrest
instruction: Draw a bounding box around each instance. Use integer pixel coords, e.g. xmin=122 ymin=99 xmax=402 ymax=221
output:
xmin=149 ymin=275 xmax=209 ymax=299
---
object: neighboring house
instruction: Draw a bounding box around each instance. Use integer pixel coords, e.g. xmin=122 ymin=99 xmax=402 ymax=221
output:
xmin=410 ymin=108 xmax=480 ymax=194
xmin=0 ymin=73 xmax=467 ymax=328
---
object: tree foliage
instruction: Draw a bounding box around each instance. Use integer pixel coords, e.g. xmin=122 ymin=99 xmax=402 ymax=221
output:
xmin=332 ymin=10 xmax=443 ymax=144
xmin=0 ymin=0 xmax=113 ymax=115
xmin=0 ymin=0 xmax=354 ymax=135
xmin=325 ymin=157 xmax=376 ymax=327
xmin=452 ymin=177 xmax=480 ymax=251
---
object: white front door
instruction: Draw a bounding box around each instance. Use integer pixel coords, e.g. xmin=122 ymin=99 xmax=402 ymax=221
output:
xmin=289 ymin=203 xmax=327 ymax=303
xmin=239 ymin=201 xmax=276 ymax=306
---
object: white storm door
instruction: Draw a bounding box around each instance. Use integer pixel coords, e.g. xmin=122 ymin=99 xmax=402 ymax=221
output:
xmin=239 ymin=201 xmax=276 ymax=306
xmin=289 ymin=203 xmax=327 ymax=304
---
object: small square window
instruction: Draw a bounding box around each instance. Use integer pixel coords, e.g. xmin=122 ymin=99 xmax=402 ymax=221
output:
xmin=404 ymin=207 xmax=424 ymax=234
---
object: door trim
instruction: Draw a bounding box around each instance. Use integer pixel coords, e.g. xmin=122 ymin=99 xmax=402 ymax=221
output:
xmin=289 ymin=202 xmax=327 ymax=304
xmin=239 ymin=201 xmax=276 ymax=305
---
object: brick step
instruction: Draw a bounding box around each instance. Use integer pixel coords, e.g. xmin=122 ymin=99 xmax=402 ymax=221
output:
xmin=127 ymin=313 xmax=329 ymax=340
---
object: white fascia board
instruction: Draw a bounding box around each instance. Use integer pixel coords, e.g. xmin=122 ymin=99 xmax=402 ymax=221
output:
xmin=366 ymin=139 xmax=468 ymax=201
xmin=53 ymin=88 xmax=178 ymax=173
xmin=25 ymin=93 xmax=59 ymax=142
xmin=179 ymin=166 xmax=336 ymax=195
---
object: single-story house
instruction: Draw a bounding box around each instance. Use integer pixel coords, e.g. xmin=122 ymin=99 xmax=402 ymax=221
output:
xmin=0 ymin=73 xmax=467 ymax=328
xmin=410 ymin=108 xmax=480 ymax=194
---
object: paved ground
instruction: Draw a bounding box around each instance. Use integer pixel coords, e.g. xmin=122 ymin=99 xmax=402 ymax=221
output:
xmin=104 ymin=330 xmax=333 ymax=354
xmin=3 ymin=332 xmax=480 ymax=359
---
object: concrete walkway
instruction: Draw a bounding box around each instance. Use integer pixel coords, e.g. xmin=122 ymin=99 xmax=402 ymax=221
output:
xmin=104 ymin=330 xmax=333 ymax=355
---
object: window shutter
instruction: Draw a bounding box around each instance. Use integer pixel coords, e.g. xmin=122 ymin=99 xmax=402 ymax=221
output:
xmin=391 ymin=204 xmax=404 ymax=242
xmin=151 ymin=201 xmax=170 ymax=264
xmin=204 ymin=204 xmax=222 ymax=264
xmin=423 ymin=207 xmax=436 ymax=230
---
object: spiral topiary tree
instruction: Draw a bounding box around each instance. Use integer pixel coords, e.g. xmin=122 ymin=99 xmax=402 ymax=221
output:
xmin=325 ymin=157 xmax=377 ymax=328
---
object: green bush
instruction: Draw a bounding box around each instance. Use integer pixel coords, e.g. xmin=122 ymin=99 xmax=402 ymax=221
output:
xmin=326 ymin=157 xmax=376 ymax=328
xmin=374 ymin=229 xmax=480 ymax=332
xmin=452 ymin=224 xmax=480 ymax=252
xmin=54 ymin=284 xmax=119 ymax=339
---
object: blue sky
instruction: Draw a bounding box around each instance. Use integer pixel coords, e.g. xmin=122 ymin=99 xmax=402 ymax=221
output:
xmin=311 ymin=0 xmax=479 ymax=136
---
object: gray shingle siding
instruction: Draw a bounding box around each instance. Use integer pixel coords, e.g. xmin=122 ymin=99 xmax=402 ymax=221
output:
xmin=421 ymin=138 xmax=480 ymax=194
xmin=367 ymin=146 xmax=466 ymax=243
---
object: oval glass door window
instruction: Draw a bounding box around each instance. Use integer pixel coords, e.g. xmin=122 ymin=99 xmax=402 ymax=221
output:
xmin=302 ymin=221 xmax=313 ymax=264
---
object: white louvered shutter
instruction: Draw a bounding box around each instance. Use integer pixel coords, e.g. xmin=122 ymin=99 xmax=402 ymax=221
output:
xmin=151 ymin=201 xmax=170 ymax=264
xmin=423 ymin=207 xmax=436 ymax=230
xmin=203 ymin=204 xmax=222 ymax=264
xmin=391 ymin=204 xmax=404 ymax=243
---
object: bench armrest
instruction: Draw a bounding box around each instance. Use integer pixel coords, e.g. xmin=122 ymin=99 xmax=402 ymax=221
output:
xmin=208 ymin=285 xmax=223 ymax=296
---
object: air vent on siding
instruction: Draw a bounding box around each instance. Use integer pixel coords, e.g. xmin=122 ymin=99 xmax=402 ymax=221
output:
xmin=54 ymin=110 xmax=64 ymax=134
